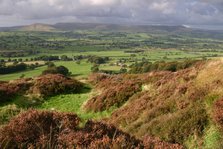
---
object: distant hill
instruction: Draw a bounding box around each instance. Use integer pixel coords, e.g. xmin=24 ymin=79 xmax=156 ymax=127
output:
xmin=53 ymin=22 xmax=189 ymax=33
xmin=0 ymin=22 xmax=223 ymax=39
xmin=19 ymin=23 xmax=56 ymax=32
xmin=0 ymin=22 xmax=189 ymax=33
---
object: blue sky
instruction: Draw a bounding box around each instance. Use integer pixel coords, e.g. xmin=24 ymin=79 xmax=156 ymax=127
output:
xmin=0 ymin=0 xmax=222 ymax=27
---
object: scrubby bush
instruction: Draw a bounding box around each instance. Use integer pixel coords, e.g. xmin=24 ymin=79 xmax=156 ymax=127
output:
xmin=143 ymin=136 xmax=184 ymax=149
xmin=58 ymin=120 xmax=144 ymax=148
xmin=0 ymin=75 xmax=83 ymax=103
xmin=30 ymin=74 xmax=83 ymax=97
xmin=0 ymin=79 xmax=32 ymax=102
xmin=88 ymin=73 xmax=111 ymax=85
xmin=0 ymin=110 xmax=144 ymax=148
xmin=42 ymin=65 xmax=70 ymax=76
xmin=85 ymin=81 xmax=142 ymax=112
xmin=0 ymin=110 xmax=80 ymax=148
xmin=0 ymin=83 xmax=17 ymax=102
xmin=85 ymin=73 xmax=143 ymax=112
xmin=213 ymin=99 xmax=223 ymax=131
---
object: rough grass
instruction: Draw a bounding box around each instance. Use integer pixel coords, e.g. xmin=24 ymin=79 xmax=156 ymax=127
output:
xmin=203 ymin=124 xmax=223 ymax=149
xmin=38 ymin=91 xmax=115 ymax=121
xmin=0 ymin=104 xmax=22 ymax=125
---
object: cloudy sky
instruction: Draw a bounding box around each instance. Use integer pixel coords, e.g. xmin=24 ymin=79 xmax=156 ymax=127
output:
xmin=0 ymin=0 xmax=222 ymax=27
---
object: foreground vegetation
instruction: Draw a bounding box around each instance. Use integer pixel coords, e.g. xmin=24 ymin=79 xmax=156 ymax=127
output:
xmin=0 ymin=109 xmax=183 ymax=148
xmin=1 ymin=59 xmax=223 ymax=148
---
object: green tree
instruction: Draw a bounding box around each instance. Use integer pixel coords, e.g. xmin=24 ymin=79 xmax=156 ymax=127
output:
xmin=91 ymin=64 xmax=99 ymax=73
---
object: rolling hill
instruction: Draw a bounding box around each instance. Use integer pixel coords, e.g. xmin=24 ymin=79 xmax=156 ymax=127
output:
xmin=0 ymin=22 xmax=189 ymax=33
xmin=19 ymin=23 xmax=56 ymax=32
xmin=0 ymin=22 xmax=222 ymax=39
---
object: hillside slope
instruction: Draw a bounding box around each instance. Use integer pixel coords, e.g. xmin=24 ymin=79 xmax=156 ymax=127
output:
xmin=85 ymin=59 xmax=223 ymax=148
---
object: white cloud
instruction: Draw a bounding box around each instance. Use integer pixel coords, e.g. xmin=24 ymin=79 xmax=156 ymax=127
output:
xmin=81 ymin=0 xmax=120 ymax=6
xmin=150 ymin=1 xmax=169 ymax=11
xmin=0 ymin=0 xmax=222 ymax=26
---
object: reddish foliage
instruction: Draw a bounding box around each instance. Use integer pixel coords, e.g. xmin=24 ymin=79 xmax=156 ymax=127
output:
xmin=0 ymin=109 xmax=80 ymax=148
xmin=88 ymin=73 xmax=111 ymax=85
xmin=213 ymin=99 xmax=223 ymax=130
xmin=58 ymin=120 xmax=144 ymax=148
xmin=0 ymin=74 xmax=83 ymax=103
xmin=0 ymin=78 xmax=33 ymax=102
xmin=85 ymin=80 xmax=142 ymax=112
xmin=86 ymin=72 xmax=183 ymax=112
xmin=104 ymin=65 xmax=209 ymax=144
xmin=143 ymin=136 xmax=184 ymax=149
xmin=88 ymin=74 xmax=144 ymax=111
xmin=30 ymin=74 xmax=83 ymax=97
xmin=0 ymin=110 xmax=146 ymax=148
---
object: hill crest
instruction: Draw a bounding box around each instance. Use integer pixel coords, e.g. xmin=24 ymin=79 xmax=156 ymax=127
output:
xmin=20 ymin=23 xmax=56 ymax=32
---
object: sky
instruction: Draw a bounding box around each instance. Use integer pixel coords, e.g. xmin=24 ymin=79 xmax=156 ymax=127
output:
xmin=0 ymin=0 xmax=222 ymax=27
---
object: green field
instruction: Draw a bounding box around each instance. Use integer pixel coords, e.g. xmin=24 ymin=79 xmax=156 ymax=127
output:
xmin=0 ymin=61 xmax=92 ymax=81
xmin=1 ymin=29 xmax=223 ymax=81
xmin=54 ymin=61 xmax=92 ymax=78
xmin=1 ymin=49 xmax=223 ymax=81
xmin=0 ymin=66 xmax=47 ymax=81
